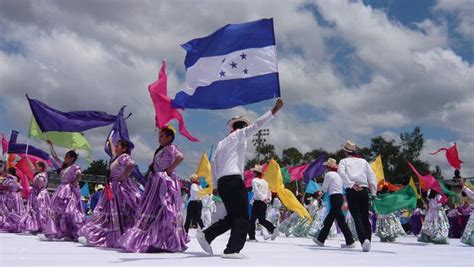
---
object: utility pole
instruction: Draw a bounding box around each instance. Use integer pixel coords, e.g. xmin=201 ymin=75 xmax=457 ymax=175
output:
xmin=252 ymin=128 xmax=269 ymax=163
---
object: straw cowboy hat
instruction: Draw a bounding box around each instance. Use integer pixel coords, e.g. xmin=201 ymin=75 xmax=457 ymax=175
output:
xmin=323 ymin=158 xmax=338 ymax=169
xmin=227 ymin=115 xmax=251 ymax=129
xmin=190 ymin=173 xmax=199 ymax=182
xmin=95 ymin=184 xmax=105 ymax=191
xmin=251 ymin=164 xmax=264 ymax=174
xmin=342 ymin=140 xmax=357 ymax=153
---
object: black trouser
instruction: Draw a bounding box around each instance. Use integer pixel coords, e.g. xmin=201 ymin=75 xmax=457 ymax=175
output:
xmin=346 ymin=187 xmax=371 ymax=244
xmin=203 ymin=175 xmax=248 ymax=254
xmin=184 ymin=200 xmax=204 ymax=232
xmin=248 ymin=200 xmax=276 ymax=240
xmin=317 ymin=194 xmax=354 ymax=245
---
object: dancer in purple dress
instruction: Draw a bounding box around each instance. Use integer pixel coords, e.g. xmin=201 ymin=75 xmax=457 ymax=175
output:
xmin=0 ymin=167 xmax=26 ymax=233
xmin=118 ymin=126 xmax=189 ymax=253
xmin=78 ymin=139 xmax=141 ymax=248
xmin=39 ymin=142 xmax=84 ymax=241
xmin=20 ymin=161 xmax=51 ymax=234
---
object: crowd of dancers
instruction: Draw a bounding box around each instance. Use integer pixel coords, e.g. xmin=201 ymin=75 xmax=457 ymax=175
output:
xmin=1 ymin=99 xmax=473 ymax=259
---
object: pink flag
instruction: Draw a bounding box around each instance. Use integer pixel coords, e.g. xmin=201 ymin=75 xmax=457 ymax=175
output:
xmin=407 ymin=161 xmax=447 ymax=204
xmin=244 ymin=163 xmax=268 ymax=188
xmin=15 ymin=168 xmax=31 ymax=199
xmin=430 ymin=143 xmax=463 ymax=170
xmin=1 ymin=133 xmax=8 ymax=155
xmin=288 ymin=164 xmax=309 ymax=182
xmin=148 ymin=60 xmax=198 ymax=142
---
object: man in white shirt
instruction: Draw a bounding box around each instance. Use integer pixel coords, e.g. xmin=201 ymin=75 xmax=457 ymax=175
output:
xmin=197 ymin=98 xmax=284 ymax=259
xmin=247 ymin=164 xmax=278 ymax=242
xmin=184 ymin=175 xmax=204 ymax=233
xmin=338 ymin=140 xmax=377 ymax=252
xmin=313 ymin=158 xmax=355 ymax=248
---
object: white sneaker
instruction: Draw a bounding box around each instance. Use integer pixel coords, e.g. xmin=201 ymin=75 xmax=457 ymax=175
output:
xmin=263 ymin=234 xmax=270 ymax=241
xmin=341 ymin=243 xmax=356 ymax=248
xmin=38 ymin=234 xmax=51 ymax=241
xmin=362 ymin=240 xmax=371 ymax=252
xmin=221 ymin=253 xmax=248 ymax=259
xmin=270 ymin=230 xmax=279 ymax=241
xmin=196 ymin=229 xmax=213 ymax=255
xmin=247 ymin=238 xmax=259 ymax=242
xmin=78 ymin=236 xmax=89 ymax=246
xmin=312 ymin=237 xmax=324 ymax=247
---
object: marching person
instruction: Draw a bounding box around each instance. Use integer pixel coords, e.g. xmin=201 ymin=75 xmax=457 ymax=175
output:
xmin=313 ymin=158 xmax=355 ymax=248
xmin=338 ymin=140 xmax=377 ymax=252
xmin=184 ymin=174 xmax=205 ymax=232
xmin=196 ymin=98 xmax=284 ymax=259
xmin=248 ymin=164 xmax=278 ymax=242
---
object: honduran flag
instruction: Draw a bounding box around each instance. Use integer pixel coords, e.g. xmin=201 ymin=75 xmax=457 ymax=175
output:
xmin=172 ymin=18 xmax=280 ymax=110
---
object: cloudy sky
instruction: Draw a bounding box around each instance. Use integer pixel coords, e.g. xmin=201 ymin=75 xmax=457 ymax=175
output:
xmin=0 ymin=0 xmax=472 ymax=179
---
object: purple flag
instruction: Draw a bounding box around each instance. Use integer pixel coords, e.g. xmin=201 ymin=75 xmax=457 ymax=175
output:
xmin=8 ymin=130 xmax=50 ymax=161
xmin=303 ymin=154 xmax=326 ymax=184
xmin=26 ymin=94 xmax=118 ymax=132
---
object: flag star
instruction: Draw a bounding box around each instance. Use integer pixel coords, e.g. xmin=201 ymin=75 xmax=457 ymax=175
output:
xmin=219 ymin=70 xmax=226 ymax=77
xmin=243 ymin=68 xmax=249 ymax=75
xmin=230 ymin=61 xmax=237 ymax=68
xmin=222 ymin=58 xmax=226 ymax=63
xmin=240 ymin=53 xmax=247 ymax=60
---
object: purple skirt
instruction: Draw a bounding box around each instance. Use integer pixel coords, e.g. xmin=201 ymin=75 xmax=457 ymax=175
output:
xmin=78 ymin=179 xmax=141 ymax=248
xmin=42 ymin=184 xmax=84 ymax=240
xmin=20 ymin=188 xmax=51 ymax=233
xmin=1 ymin=192 xmax=26 ymax=233
xmin=118 ymin=171 xmax=189 ymax=253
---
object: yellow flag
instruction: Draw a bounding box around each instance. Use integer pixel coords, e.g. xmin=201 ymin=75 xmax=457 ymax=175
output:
xmin=409 ymin=177 xmax=421 ymax=199
xmin=196 ymin=152 xmax=213 ymax=197
xmin=371 ymin=155 xmax=385 ymax=183
xmin=263 ymin=159 xmax=311 ymax=220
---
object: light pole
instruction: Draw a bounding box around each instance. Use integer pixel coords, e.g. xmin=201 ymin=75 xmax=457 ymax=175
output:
xmin=252 ymin=128 xmax=270 ymax=163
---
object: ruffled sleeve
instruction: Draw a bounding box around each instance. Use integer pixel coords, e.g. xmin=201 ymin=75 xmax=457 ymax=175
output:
xmin=155 ymin=144 xmax=182 ymax=172
xmin=119 ymin=154 xmax=135 ymax=167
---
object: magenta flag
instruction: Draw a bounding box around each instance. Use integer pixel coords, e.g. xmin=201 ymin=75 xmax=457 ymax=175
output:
xmin=1 ymin=133 xmax=8 ymax=155
xmin=148 ymin=60 xmax=198 ymax=142
xmin=407 ymin=161 xmax=447 ymax=204
xmin=288 ymin=163 xmax=309 ymax=182
xmin=431 ymin=143 xmax=463 ymax=170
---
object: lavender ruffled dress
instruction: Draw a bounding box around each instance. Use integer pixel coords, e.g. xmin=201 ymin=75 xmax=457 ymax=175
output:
xmin=78 ymin=154 xmax=141 ymax=248
xmin=42 ymin=164 xmax=85 ymax=240
xmin=20 ymin=172 xmax=51 ymax=233
xmin=118 ymin=144 xmax=189 ymax=252
xmin=0 ymin=175 xmax=26 ymax=233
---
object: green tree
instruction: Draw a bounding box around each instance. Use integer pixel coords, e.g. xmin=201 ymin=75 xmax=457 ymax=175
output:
xmin=281 ymin=147 xmax=303 ymax=166
xmin=302 ymin=148 xmax=326 ymax=163
xmin=83 ymin=159 xmax=108 ymax=176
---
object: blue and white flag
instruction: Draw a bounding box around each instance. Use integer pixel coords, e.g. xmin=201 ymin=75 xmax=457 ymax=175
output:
xmin=172 ymin=18 xmax=280 ymax=110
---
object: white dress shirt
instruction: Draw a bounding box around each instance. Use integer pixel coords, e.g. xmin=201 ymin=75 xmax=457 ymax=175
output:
xmin=463 ymin=186 xmax=474 ymax=199
xmin=338 ymin=156 xmax=377 ymax=196
xmin=189 ymin=183 xmax=201 ymax=201
xmin=252 ymin=178 xmax=271 ymax=202
xmin=321 ymin=171 xmax=344 ymax=195
xmin=211 ymin=111 xmax=274 ymax=186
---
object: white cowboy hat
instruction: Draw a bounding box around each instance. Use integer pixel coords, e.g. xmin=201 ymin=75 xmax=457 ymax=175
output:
xmin=95 ymin=184 xmax=105 ymax=191
xmin=251 ymin=164 xmax=264 ymax=174
xmin=190 ymin=173 xmax=199 ymax=182
xmin=342 ymin=140 xmax=357 ymax=153
xmin=323 ymin=158 xmax=338 ymax=169
xmin=227 ymin=116 xmax=251 ymax=129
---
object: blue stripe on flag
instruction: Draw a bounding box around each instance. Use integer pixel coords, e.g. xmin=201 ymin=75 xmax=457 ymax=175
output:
xmin=181 ymin=18 xmax=275 ymax=69
xmin=171 ymin=73 xmax=280 ymax=110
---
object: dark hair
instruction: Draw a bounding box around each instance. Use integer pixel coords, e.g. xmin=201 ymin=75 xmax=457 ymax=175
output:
xmin=146 ymin=128 xmax=175 ymax=176
xmin=428 ymin=190 xmax=438 ymax=199
xmin=379 ymin=186 xmax=389 ymax=195
xmin=7 ymin=167 xmax=17 ymax=176
xmin=232 ymin=121 xmax=248 ymax=131
xmin=36 ymin=161 xmax=47 ymax=171
xmin=116 ymin=139 xmax=131 ymax=154
xmin=57 ymin=150 xmax=78 ymax=175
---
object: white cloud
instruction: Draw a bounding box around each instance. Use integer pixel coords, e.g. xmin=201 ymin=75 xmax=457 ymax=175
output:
xmin=435 ymin=0 xmax=474 ymax=40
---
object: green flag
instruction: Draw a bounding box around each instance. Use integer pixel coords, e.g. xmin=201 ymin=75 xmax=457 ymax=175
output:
xmin=29 ymin=117 xmax=92 ymax=161
xmin=281 ymin=167 xmax=291 ymax=184
xmin=373 ymin=186 xmax=417 ymax=215
xmin=438 ymin=179 xmax=459 ymax=203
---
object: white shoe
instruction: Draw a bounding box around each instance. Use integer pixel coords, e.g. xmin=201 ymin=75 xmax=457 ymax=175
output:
xmin=247 ymin=238 xmax=259 ymax=242
xmin=38 ymin=234 xmax=51 ymax=241
xmin=312 ymin=237 xmax=324 ymax=247
xmin=362 ymin=240 xmax=371 ymax=252
xmin=341 ymin=243 xmax=356 ymax=248
xmin=196 ymin=229 xmax=213 ymax=255
xmin=221 ymin=253 xmax=248 ymax=259
xmin=263 ymin=234 xmax=270 ymax=241
xmin=270 ymin=230 xmax=279 ymax=241
xmin=78 ymin=236 xmax=89 ymax=246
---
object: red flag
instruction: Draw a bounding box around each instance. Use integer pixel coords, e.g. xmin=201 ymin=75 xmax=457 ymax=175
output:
xmin=148 ymin=60 xmax=198 ymax=142
xmin=430 ymin=143 xmax=463 ymax=170
xmin=407 ymin=161 xmax=447 ymax=204
xmin=288 ymin=164 xmax=309 ymax=182
xmin=1 ymin=133 xmax=8 ymax=155
xmin=15 ymin=168 xmax=31 ymax=199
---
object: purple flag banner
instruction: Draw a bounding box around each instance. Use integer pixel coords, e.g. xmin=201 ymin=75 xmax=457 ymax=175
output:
xmin=8 ymin=130 xmax=50 ymax=161
xmin=303 ymin=154 xmax=326 ymax=184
